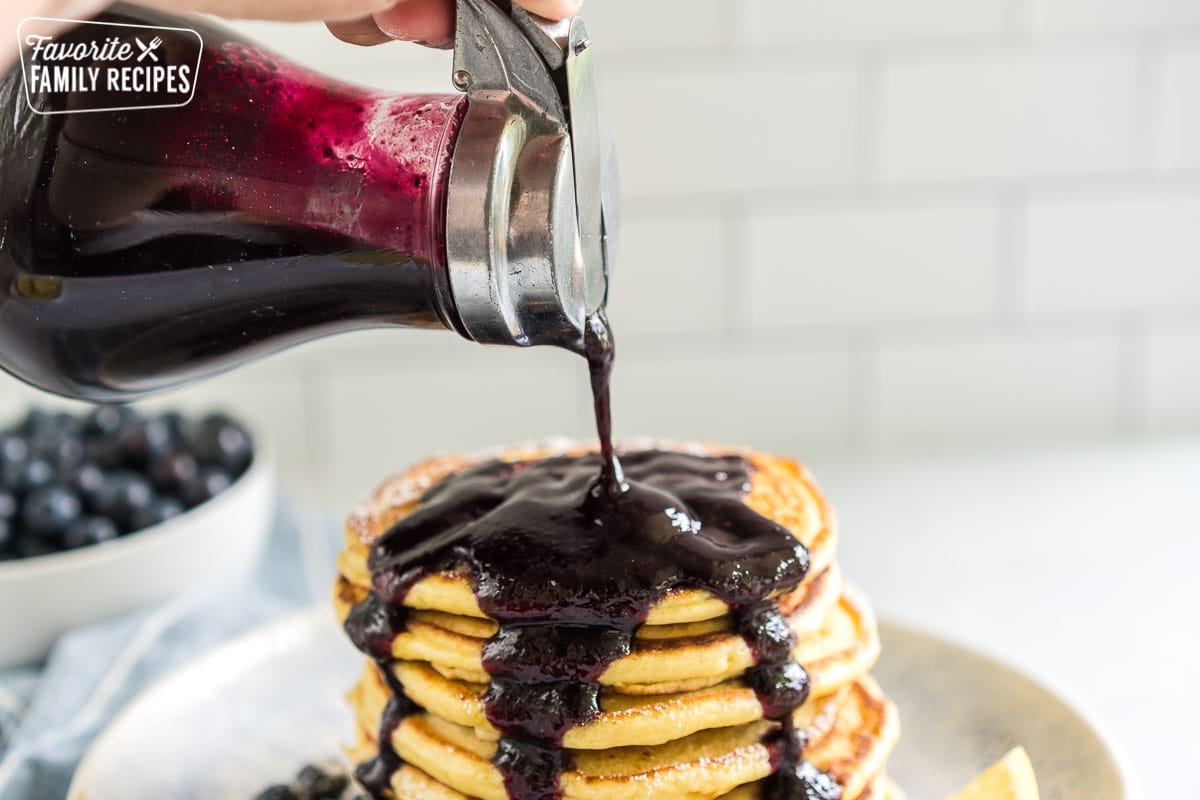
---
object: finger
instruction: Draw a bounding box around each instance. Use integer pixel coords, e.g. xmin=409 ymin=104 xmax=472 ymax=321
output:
xmin=325 ymin=15 xmax=391 ymax=46
xmin=142 ymin=0 xmax=396 ymax=22
xmin=515 ymin=0 xmax=583 ymax=21
xmin=372 ymin=0 xmax=456 ymax=48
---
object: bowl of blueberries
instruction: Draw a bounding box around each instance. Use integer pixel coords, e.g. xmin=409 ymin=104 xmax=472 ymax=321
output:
xmin=0 ymin=405 xmax=274 ymax=667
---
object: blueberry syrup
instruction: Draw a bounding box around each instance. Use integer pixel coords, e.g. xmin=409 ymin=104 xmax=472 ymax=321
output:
xmin=354 ymin=690 xmax=417 ymax=798
xmin=1 ymin=5 xmax=467 ymax=401
xmin=584 ymin=311 xmax=622 ymax=490
xmin=346 ymin=441 xmax=840 ymax=798
xmin=767 ymin=718 xmax=843 ymax=800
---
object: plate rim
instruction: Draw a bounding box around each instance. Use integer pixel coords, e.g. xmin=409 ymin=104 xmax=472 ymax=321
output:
xmin=69 ymin=608 xmax=1143 ymax=799
xmin=67 ymin=606 xmax=336 ymax=799
xmin=878 ymin=618 xmax=1142 ymax=799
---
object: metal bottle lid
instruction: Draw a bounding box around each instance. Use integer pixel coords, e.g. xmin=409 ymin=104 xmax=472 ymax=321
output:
xmin=443 ymin=0 xmax=619 ymax=354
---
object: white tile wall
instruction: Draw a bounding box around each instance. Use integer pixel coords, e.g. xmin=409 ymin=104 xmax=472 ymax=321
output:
xmin=747 ymin=199 xmax=1001 ymax=327
xmin=610 ymin=345 xmax=859 ymax=453
xmin=605 ymin=209 xmax=728 ymax=338
xmin=879 ymin=48 xmax=1141 ymax=183
xmin=1158 ymin=44 xmax=1200 ymax=169
xmin=1023 ymin=187 xmax=1200 ymax=313
xmin=741 ymin=0 xmax=1011 ymax=45
xmin=317 ymin=342 xmax=590 ymax=506
xmin=1145 ymin=321 xmax=1200 ymax=433
xmin=581 ymin=0 xmax=728 ymax=52
xmin=1030 ymin=0 xmax=1200 ymax=34
xmin=874 ymin=327 xmax=1123 ymax=447
xmin=600 ymin=62 xmax=860 ymax=197
xmin=7 ymin=2 xmax=1200 ymax=518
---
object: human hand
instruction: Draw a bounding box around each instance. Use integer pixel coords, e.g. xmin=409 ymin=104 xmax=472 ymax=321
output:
xmin=146 ymin=0 xmax=582 ymax=49
xmin=4 ymin=0 xmax=583 ymax=70
xmin=323 ymin=0 xmax=583 ymax=48
xmin=142 ymin=0 xmax=582 ymax=49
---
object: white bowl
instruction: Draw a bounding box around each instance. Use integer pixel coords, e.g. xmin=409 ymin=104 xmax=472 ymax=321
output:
xmin=0 ymin=446 xmax=275 ymax=668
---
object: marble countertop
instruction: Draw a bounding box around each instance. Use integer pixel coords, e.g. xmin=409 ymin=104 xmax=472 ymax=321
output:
xmin=810 ymin=438 xmax=1198 ymax=798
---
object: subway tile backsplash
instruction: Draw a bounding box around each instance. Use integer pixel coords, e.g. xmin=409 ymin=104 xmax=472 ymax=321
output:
xmin=879 ymin=48 xmax=1142 ymax=183
xmin=3 ymin=1 xmax=1199 ymax=509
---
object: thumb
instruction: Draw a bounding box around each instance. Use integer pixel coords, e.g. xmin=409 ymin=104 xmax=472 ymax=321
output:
xmin=514 ymin=0 xmax=584 ymax=21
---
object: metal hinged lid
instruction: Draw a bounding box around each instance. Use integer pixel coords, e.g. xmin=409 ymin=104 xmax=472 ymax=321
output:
xmin=443 ymin=0 xmax=618 ymax=353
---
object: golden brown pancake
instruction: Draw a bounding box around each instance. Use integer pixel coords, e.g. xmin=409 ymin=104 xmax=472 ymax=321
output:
xmin=337 ymin=441 xmax=838 ymax=628
xmin=348 ymin=675 xmax=897 ymax=800
xmin=334 ymin=582 xmax=874 ymax=699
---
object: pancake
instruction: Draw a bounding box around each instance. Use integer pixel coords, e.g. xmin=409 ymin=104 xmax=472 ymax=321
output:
xmin=350 ymin=660 xmax=764 ymax=750
xmin=337 ymin=441 xmax=898 ymax=800
xmin=335 ymin=581 xmax=873 ymax=699
xmin=379 ymin=766 xmax=902 ymax=800
xmin=349 ymin=676 xmax=896 ymax=800
xmin=801 ymin=676 xmax=899 ymax=800
xmin=337 ymin=441 xmax=838 ymax=628
xmin=345 ymin=589 xmax=877 ymax=754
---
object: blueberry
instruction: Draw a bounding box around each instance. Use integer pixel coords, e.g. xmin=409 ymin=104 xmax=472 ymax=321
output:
xmin=297 ymin=764 xmax=349 ymax=799
xmin=3 ymin=457 xmax=56 ymax=495
xmin=32 ymin=432 xmax=85 ymax=471
xmin=158 ymin=411 xmax=187 ymax=437
xmin=116 ymin=417 xmax=173 ymax=467
xmin=189 ymin=414 xmax=253 ymax=474
xmin=52 ymin=411 xmax=84 ymax=437
xmin=63 ymin=515 xmax=120 ymax=549
xmin=92 ymin=471 xmax=155 ymax=529
xmin=83 ymin=437 xmax=124 ymax=469
xmin=0 ymin=490 xmax=16 ymax=520
xmin=0 ymin=518 xmax=14 ymax=552
xmin=84 ymin=406 xmax=134 ymax=438
xmin=0 ymin=432 xmax=30 ymax=466
xmin=128 ymin=496 xmax=183 ymax=532
xmin=65 ymin=462 xmax=106 ymax=505
xmin=19 ymin=408 xmax=56 ymax=437
xmin=253 ymin=786 xmax=299 ymax=800
xmin=179 ymin=467 xmax=232 ymax=508
xmin=148 ymin=449 xmax=199 ymax=493
xmin=22 ymin=486 xmax=83 ymax=541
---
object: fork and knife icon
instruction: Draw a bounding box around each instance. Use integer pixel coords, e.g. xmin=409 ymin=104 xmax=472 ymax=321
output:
xmin=134 ymin=36 xmax=163 ymax=62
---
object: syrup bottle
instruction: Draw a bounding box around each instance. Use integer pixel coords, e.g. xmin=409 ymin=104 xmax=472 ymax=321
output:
xmin=0 ymin=2 xmax=616 ymax=401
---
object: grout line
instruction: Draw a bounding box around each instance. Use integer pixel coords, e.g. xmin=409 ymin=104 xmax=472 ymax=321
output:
xmin=995 ymin=185 xmax=1028 ymax=321
xmin=722 ymin=198 xmax=753 ymax=334
xmin=303 ymin=307 xmax=1200 ymax=369
xmin=618 ymin=167 xmax=1200 ymax=212
xmin=856 ymin=52 xmax=885 ymax=184
xmin=717 ymin=0 xmax=743 ymax=52
xmin=1116 ymin=318 xmax=1151 ymax=435
xmin=1007 ymin=0 xmax=1034 ymax=38
xmin=851 ymin=334 xmax=884 ymax=452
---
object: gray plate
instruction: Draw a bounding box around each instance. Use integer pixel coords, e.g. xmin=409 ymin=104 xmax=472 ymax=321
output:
xmin=874 ymin=623 xmax=1137 ymax=799
xmin=68 ymin=609 xmax=1138 ymax=799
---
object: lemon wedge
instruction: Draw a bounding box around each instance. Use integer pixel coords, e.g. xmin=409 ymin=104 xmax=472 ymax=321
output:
xmin=947 ymin=746 xmax=1040 ymax=800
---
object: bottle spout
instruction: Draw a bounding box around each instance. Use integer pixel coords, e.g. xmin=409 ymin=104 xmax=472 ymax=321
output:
xmin=442 ymin=0 xmax=618 ymax=354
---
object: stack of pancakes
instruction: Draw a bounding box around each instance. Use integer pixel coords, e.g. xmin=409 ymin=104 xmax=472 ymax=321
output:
xmin=334 ymin=442 xmax=900 ymax=799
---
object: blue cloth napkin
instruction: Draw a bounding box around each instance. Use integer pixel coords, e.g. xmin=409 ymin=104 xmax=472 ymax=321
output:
xmin=0 ymin=500 xmax=338 ymax=800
